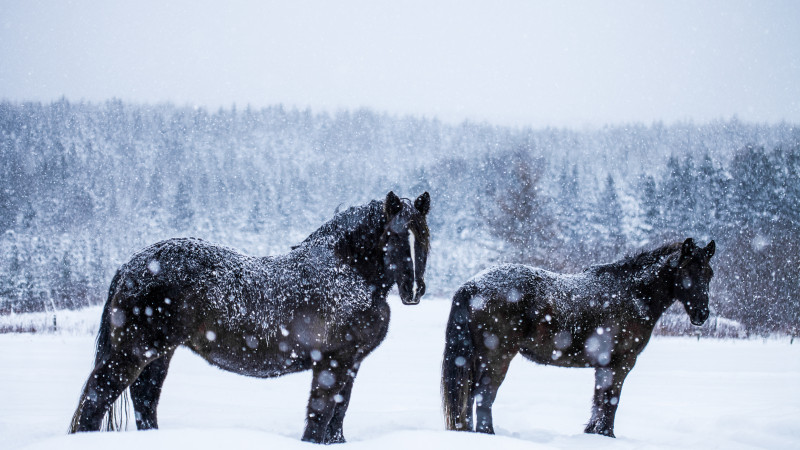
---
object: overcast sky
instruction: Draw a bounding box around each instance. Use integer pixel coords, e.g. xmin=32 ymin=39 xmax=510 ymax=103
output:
xmin=1 ymin=0 xmax=799 ymax=127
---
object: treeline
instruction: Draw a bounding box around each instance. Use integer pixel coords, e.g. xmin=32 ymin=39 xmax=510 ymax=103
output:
xmin=0 ymin=99 xmax=798 ymax=336
xmin=433 ymin=146 xmax=799 ymax=336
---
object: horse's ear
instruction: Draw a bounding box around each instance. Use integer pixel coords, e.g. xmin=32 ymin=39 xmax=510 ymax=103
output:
xmin=414 ymin=192 xmax=430 ymax=215
xmin=681 ymin=238 xmax=695 ymax=257
xmin=705 ymin=240 xmax=716 ymax=259
xmin=385 ymin=191 xmax=403 ymax=217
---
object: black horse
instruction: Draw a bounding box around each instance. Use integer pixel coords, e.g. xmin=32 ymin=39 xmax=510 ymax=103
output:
xmin=442 ymin=238 xmax=715 ymax=438
xmin=70 ymin=191 xmax=430 ymax=444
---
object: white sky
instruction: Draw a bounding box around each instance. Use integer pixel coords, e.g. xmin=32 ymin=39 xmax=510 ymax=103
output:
xmin=1 ymin=0 xmax=799 ymax=127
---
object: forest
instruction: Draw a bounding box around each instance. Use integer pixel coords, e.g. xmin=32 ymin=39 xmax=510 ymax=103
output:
xmin=0 ymin=99 xmax=798 ymax=336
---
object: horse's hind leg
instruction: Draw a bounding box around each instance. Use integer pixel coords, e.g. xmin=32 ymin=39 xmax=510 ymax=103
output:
xmin=71 ymin=351 xmax=146 ymax=432
xmin=474 ymin=345 xmax=515 ymax=434
xmin=130 ymin=349 xmax=175 ymax=430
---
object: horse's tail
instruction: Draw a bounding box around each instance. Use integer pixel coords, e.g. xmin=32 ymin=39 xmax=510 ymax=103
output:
xmin=69 ymin=269 xmax=130 ymax=433
xmin=442 ymin=283 xmax=478 ymax=431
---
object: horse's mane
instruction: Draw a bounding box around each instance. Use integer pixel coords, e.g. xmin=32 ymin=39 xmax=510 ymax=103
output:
xmin=296 ymin=200 xmax=386 ymax=249
xmin=587 ymin=241 xmax=682 ymax=276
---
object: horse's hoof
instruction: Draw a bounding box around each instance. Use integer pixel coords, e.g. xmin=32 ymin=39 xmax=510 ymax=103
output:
xmin=584 ymin=424 xmax=615 ymax=438
xmin=301 ymin=435 xmax=324 ymax=444
xmin=324 ymin=436 xmax=346 ymax=444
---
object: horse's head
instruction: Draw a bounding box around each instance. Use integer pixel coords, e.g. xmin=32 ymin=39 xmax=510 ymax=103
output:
xmin=672 ymin=238 xmax=715 ymax=326
xmin=381 ymin=191 xmax=430 ymax=305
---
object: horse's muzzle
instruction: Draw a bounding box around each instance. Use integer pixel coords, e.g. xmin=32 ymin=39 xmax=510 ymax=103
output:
xmin=400 ymin=291 xmax=422 ymax=305
xmin=690 ymin=310 xmax=710 ymax=326
xmin=400 ymin=280 xmax=425 ymax=305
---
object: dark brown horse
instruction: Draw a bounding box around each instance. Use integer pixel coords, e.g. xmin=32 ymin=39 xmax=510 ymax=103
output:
xmin=70 ymin=191 xmax=430 ymax=444
xmin=442 ymin=238 xmax=715 ymax=437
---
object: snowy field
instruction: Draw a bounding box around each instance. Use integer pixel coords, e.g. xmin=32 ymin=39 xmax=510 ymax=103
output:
xmin=1 ymin=297 xmax=798 ymax=450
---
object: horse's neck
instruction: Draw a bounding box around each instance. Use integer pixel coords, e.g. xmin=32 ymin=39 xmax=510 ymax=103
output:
xmin=595 ymin=254 xmax=676 ymax=324
xmin=634 ymin=262 xmax=678 ymax=324
xmin=334 ymin=215 xmax=388 ymax=291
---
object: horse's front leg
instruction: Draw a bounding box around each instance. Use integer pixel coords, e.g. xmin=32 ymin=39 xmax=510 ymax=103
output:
xmin=302 ymin=360 xmax=357 ymax=444
xmin=323 ymin=363 xmax=359 ymax=444
xmin=584 ymin=361 xmax=635 ymax=437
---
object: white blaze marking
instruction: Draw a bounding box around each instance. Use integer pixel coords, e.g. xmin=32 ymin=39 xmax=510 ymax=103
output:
xmin=408 ymin=231 xmax=417 ymax=298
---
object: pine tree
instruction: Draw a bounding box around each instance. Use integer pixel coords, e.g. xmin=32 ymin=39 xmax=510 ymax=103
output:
xmin=481 ymin=150 xmax=555 ymax=267
xmin=172 ymin=179 xmax=194 ymax=232
xmin=595 ymin=174 xmax=625 ymax=259
xmin=640 ymin=175 xmax=661 ymax=237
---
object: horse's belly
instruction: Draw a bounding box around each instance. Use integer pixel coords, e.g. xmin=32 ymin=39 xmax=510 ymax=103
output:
xmin=519 ymin=340 xmax=592 ymax=368
xmin=188 ymin=339 xmax=313 ymax=378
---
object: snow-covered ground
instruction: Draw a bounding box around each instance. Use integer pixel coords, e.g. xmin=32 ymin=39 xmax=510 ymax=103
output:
xmin=1 ymin=297 xmax=798 ymax=449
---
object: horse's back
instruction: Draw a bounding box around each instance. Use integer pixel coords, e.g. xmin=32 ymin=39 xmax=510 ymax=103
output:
xmin=111 ymin=238 xmax=253 ymax=303
xmin=464 ymin=263 xmax=556 ymax=306
xmin=108 ymin=237 xmax=374 ymax=347
xmin=100 ymin=238 xmax=255 ymax=339
xmin=460 ymin=264 xmax=602 ymax=339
